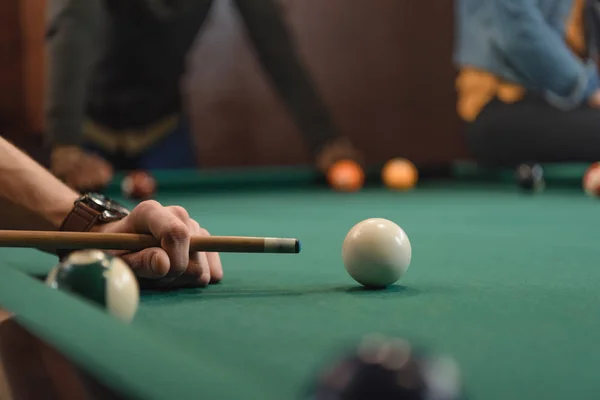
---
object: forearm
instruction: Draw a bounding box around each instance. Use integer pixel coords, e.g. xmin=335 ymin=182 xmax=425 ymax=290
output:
xmin=494 ymin=0 xmax=599 ymax=109
xmin=0 ymin=137 xmax=78 ymax=230
xmin=45 ymin=0 xmax=106 ymax=147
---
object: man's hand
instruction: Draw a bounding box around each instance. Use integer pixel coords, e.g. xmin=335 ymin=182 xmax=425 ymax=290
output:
xmin=94 ymin=200 xmax=223 ymax=289
xmin=588 ymin=89 xmax=600 ymax=109
xmin=315 ymin=137 xmax=364 ymax=173
xmin=51 ymin=146 xmax=113 ymax=192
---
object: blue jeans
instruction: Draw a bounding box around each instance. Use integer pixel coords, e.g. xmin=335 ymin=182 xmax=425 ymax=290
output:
xmin=85 ymin=119 xmax=198 ymax=170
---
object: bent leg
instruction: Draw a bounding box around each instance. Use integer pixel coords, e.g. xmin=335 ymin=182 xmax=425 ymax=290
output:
xmin=232 ymin=0 xmax=338 ymax=154
xmin=466 ymin=95 xmax=600 ymax=166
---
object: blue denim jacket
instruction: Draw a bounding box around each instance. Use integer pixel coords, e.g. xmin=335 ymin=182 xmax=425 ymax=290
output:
xmin=454 ymin=0 xmax=600 ymax=110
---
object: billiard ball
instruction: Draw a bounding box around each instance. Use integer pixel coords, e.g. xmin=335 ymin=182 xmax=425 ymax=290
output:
xmin=46 ymin=250 xmax=139 ymax=322
xmin=327 ymin=160 xmax=365 ymax=192
xmin=342 ymin=218 xmax=412 ymax=288
xmin=121 ymin=170 xmax=156 ymax=200
xmin=381 ymin=158 xmax=418 ymax=190
xmin=515 ymin=163 xmax=545 ymax=192
xmin=307 ymin=334 xmax=464 ymax=400
xmin=583 ymin=162 xmax=600 ymax=197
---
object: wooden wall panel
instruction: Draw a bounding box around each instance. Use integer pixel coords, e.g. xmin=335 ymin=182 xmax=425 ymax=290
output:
xmin=187 ymin=0 xmax=467 ymax=168
xmin=0 ymin=0 xmax=45 ymax=136
xmin=0 ymin=0 xmax=26 ymax=133
xmin=20 ymin=0 xmax=46 ymax=134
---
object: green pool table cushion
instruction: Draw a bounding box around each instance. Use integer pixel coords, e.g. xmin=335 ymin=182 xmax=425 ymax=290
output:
xmin=452 ymin=160 xmax=591 ymax=186
xmin=103 ymin=162 xmax=593 ymax=196
xmin=0 ymin=230 xmax=301 ymax=254
xmin=0 ymin=265 xmax=248 ymax=400
xmin=106 ymin=166 xmax=321 ymax=193
xmin=46 ymin=250 xmax=139 ymax=323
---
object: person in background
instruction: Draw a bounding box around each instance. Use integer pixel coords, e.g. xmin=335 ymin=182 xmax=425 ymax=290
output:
xmin=454 ymin=0 xmax=600 ymax=166
xmin=46 ymin=0 xmax=362 ymax=191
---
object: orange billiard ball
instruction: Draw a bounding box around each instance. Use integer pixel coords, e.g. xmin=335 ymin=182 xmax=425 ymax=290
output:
xmin=381 ymin=158 xmax=418 ymax=190
xmin=583 ymin=162 xmax=600 ymax=197
xmin=121 ymin=170 xmax=156 ymax=200
xmin=327 ymin=159 xmax=365 ymax=192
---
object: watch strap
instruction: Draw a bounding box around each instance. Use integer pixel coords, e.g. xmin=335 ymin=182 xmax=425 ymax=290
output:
xmin=57 ymin=202 xmax=103 ymax=260
xmin=59 ymin=202 xmax=102 ymax=232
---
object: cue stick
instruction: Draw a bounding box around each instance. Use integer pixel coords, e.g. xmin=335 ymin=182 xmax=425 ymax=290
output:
xmin=0 ymin=230 xmax=301 ymax=254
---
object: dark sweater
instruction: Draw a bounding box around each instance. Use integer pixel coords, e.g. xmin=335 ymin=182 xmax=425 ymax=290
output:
xmin=45 ymin=0 xmax=213 ymax=146
xmin=45 ymin=0 xmax=337 ymax=153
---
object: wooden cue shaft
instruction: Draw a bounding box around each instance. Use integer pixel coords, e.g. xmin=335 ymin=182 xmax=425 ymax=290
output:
xmin=0 ymin=231 xmax=301 ymax=254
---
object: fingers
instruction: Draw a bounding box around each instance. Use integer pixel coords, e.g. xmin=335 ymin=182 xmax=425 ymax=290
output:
xmin=169 ymin=210 xmax=223 ymax=286
xmin=128 ymin=201 xmax=191 ymax=278
xmin=73 ymin=154 xmax=113 ymax=191
xmin=51 ymin=147 xmax=113 ymax=191
xmin=183 ymin=218 xmax=211 ymax=287
xmin=123 ymin=245 xmax=210 ymax=290
xmin=203 ymin=229 xmax=224 ymax=283
xmin=86 ymin=154 xmax=113 ymax=185
xmin=121 ymin=247 xmax=170 ymax=279
xmin=109 ymin=201 xmax=223 ymax=287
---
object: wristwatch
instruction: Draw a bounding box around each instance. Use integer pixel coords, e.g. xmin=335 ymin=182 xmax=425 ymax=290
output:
xmin=58 ymin=193 xmax=130 ymax=258
xmin=60 ymin=193 xmax=130 ymax=232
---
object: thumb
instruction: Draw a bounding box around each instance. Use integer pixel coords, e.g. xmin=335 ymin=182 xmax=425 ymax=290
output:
xmin=120 ymin=247 xmax=171 ymax=279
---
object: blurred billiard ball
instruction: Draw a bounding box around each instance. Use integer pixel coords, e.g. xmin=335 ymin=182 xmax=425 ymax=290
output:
xmin=121 ymin=170 xmax=156 ymax=200
xmin=381 ymin=158 xmax=418 ymax=191
xmin=327 ymin=160 xmax=365 ymax=192
xmin=46 ymin=250 xmax=139 ymax=322
xmin=306 ymin=334 xmax=465 ymax=400
xmin=516 ymin=163 xmax=545 ymax=193
xmin=583 ymin=162 xmax=600 ymax=197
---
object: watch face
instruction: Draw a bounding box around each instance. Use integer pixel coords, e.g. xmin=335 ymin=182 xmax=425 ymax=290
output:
xmin=84 ymin=193 xmax=130 ymax=221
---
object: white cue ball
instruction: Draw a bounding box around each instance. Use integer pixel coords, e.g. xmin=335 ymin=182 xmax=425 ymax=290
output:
xmin=342 ymin=218 xmax=412 ymax=288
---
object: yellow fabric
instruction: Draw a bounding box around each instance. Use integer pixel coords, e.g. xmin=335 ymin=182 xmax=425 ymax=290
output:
xmin=566 ymin=0 xmax=587 ymax=57
xmin=456 ymin=68 xmax=525 ymax=122
xmin=82 ymin=114 xmax=180 ymax=156
xmin=456 ymin=0 xmax=586 ymax=122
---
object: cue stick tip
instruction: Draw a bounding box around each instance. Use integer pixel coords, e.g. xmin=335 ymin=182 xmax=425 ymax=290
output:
xmin=264 ymin=238 xmax=301 ymax=253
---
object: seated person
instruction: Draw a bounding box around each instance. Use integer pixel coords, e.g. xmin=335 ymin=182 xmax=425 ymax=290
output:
xmin=454 ymin=0 xmax=600 ymax=166
xmin=46 ymin=0 xmax=362 ymax=191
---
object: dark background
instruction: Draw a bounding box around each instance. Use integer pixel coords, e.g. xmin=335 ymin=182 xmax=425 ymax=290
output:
xmin=0 ymin=0 xmax=468 ymax=168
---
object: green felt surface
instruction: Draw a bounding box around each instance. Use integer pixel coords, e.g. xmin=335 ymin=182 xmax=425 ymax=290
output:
xmin=133 ymin=185 xmax=600 ymax=400
xmin=3 ymin=175 xmax=600 ymax=399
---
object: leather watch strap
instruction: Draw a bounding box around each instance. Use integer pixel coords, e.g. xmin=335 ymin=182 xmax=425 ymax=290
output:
xmin=57 ymin=202 xmax=103 ymax=259
xmin=59 ymin=202 xmax=102 ymax=232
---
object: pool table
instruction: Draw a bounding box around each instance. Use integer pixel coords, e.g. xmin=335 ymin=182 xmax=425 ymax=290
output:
xmin=1 ymin=164 xmax=600 ymax=400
